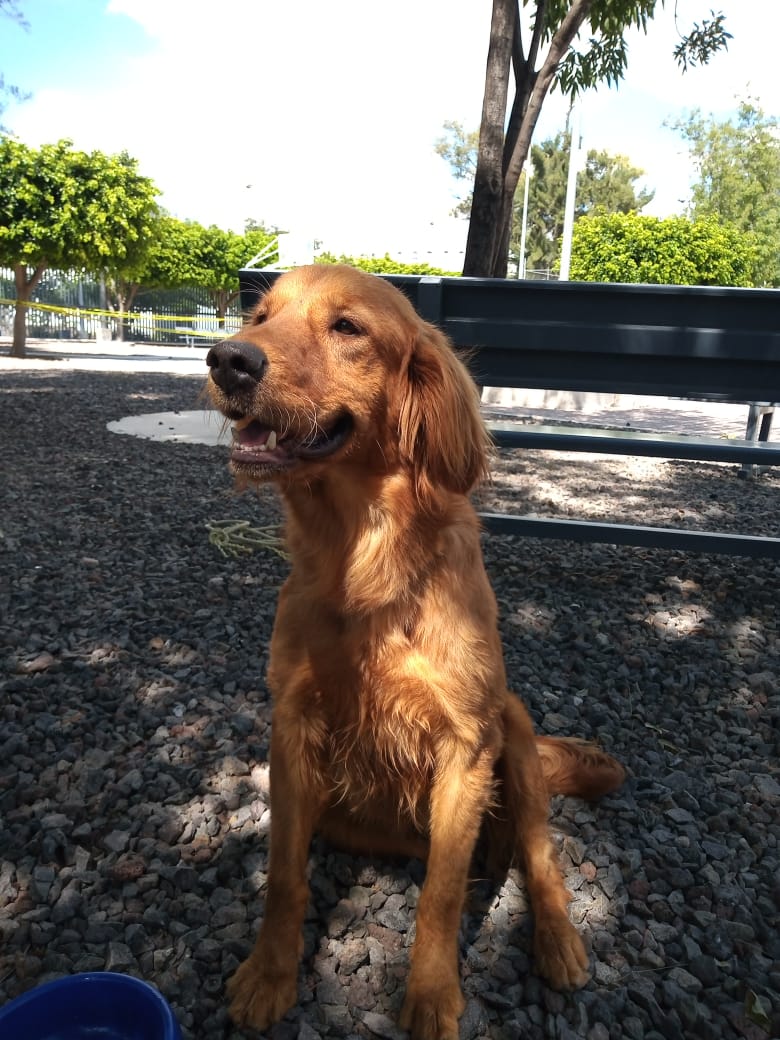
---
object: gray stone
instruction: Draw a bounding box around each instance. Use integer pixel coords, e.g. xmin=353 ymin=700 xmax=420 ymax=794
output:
xmin=458 ymin=997 xmax=488 ymax=1039
xmin=688 ymin=954 xmax=720 ymax=987
xmin=103 ymin=830 xmax=131 ymax=854
xmin=319 ymin=1004 xmax=353 ymax=1035
xmin=593 ymin=960 xmax=622 ymax=987
xmin=666 ymin=966 xmax=703 ymax=993
xmin=328 ymin=899 xmax=358 ymax=938
xmin=336 ymin=938 xmax=369 ymax=975
xmin=374 ymin=908 xmax=409 ymax=932
xmin=361 ymin=1011 xmax=407 ymax=1040
xmin=105 ymin=941 xmax=135 ymax=971
xmin=316 ymin=973 xmax=347 ymax=1006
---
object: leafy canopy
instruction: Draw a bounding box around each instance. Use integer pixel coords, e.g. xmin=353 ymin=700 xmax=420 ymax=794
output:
xmin=547 ymin=0 xmax=731 ymax=96
xmin=315 ymin=253 xmax=460 ymax=277
xmin=668 ymin=99 xmax=780 ymax=286
xmin=0 ymin=136 xmax=160 ymax=273
xmin=0 ymin=135 xmax=160 ymax=355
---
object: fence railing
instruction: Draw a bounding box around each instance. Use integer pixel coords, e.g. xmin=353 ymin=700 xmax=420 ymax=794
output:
xmin=0 ymin=268 xmax=243 ymax=346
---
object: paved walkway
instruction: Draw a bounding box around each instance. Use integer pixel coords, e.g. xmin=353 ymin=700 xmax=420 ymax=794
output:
xmin=0 ymin=339 xmax=209 ymax=375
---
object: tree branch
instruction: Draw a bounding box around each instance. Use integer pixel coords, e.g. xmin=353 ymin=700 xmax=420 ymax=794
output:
xmin=526 ymin=0 xmax=547 ymax=78
xmin=504 ymin=0 xmax=594 ymax=196
xmin=503 ymin=0 xmax=547 ymax=174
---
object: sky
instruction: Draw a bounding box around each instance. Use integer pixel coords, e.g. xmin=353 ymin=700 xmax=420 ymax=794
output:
xmin=2 ymin=0 xmax=778 ymax=266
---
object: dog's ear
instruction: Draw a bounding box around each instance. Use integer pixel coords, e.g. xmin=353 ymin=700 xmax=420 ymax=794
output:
xmin=398 ymin=321 xmax=491 ymax=506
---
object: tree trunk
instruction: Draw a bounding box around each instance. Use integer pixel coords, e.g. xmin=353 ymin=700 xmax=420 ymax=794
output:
xmin=501 ymin=0 xmax=592 ymax=210
xmin=492 ymin=212 xmax=515 ymax=278
xmin=211 ymin=289 xmax=240 ymax=330
xmin=488 ymin=1 xmax=547 ymax=277
xmin=114 ymin=292 xmax=126 ymax=342
xmin=11 ymin=263 xmax=47 ymax=359
xmin=104 ymin=281 xmax=139 ymax=341
xmin=464 ymin=0 xmax=594 ymax=278
xmin=11 ymin=294 xmax=27 ymax=358
xmin=125 ymin=285 xmax=139 ymax=340
xmin=462 ymin=0 xmax=516 ymax=277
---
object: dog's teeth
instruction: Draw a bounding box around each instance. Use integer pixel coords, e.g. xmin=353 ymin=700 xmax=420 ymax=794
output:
xmin=266 ymin=430 xmax=278 ymax=450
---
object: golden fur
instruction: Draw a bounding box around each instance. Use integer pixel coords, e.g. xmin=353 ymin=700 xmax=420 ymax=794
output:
xmin=206 ymin=264 xmax=625 ymax=1040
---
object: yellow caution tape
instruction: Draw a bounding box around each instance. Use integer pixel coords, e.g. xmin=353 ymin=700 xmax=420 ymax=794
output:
xmin=0 ymin=296 xmax=242 ymax=330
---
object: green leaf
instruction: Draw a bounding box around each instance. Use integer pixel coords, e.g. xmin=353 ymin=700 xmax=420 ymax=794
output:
xmin=744 ymin=989 xmax=771 ymax=1030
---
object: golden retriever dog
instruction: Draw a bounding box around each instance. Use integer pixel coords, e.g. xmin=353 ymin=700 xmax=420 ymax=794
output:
xmin=205 ymin=264 xmax=624 ymax=1039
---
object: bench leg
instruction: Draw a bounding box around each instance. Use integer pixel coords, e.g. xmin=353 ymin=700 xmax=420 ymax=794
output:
xmin=759 ymin=409 xmax=774 ymax=443
xmin=740 ymin=404 xmax=775 ymax=478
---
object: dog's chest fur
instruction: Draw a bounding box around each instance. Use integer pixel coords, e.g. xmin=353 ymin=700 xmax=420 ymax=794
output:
xmin=270 ymin=604 xmax=447 ymax=825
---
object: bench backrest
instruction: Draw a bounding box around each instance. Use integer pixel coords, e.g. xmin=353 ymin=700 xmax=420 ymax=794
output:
xmin=239 ymin=271 xmax=780 ymax=403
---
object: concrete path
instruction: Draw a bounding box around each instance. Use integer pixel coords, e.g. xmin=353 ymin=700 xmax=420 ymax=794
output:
xmin=0 ymin=339 xmax=210 ymax=375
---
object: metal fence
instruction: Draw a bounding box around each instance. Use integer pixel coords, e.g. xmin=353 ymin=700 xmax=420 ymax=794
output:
xmin=0 ymin=268 xmax=243 ymax=345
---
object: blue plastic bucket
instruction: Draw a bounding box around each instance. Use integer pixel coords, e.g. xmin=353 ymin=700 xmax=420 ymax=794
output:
xmin=0 ymin=971 xmax=182 ymax=1039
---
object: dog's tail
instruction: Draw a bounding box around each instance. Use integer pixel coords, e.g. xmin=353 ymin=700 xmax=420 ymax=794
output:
xmin=535 ymin=735 xmax=625 ymax=801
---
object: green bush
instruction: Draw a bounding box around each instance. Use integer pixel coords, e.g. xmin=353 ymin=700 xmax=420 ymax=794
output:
xmin=315 ymin=252 xmax=460 ymax=277
xmin=569 ymin=212 xmax=757 ymax=287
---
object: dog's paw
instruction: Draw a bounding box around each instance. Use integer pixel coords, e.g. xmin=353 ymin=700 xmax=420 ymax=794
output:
xmin=227 ymin=954 xmax=298 ymax=1031
xmin=533 ymin=916 xmax=590 ymax=990
xmin=399 ymin=980 xmax=466 ymax=1040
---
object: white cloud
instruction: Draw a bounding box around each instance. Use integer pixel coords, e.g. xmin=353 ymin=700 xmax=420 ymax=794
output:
xmin=9 ymin=1 xmax=779 ymax=257
xmin=14 ymin=0 xmax=494 ymax=259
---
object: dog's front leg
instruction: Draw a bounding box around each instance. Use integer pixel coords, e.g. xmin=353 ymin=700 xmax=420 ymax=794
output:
xmin=400 ymin=746 xmax=495 ymax=1040
xmin=228 ymin=720 xmax=322 ymax=1031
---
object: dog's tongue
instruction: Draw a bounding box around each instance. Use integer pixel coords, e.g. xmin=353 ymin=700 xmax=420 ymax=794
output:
xmin=235 ymin=420 xmax=275 ymax=449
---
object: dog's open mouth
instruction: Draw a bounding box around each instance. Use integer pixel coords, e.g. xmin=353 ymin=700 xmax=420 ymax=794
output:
xmin=230 ymin=412 xmax=354 ymax=468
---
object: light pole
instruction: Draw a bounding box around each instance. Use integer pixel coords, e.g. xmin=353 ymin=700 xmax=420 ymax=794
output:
xmin=518 ymin=163 xmax=533 ymax=279
xmin=559 ymin=106 xmax=585 ymax=281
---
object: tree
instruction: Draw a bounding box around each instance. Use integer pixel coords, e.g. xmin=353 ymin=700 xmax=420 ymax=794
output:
xmin=101 ymin=219 xmax=279 ymax=338
xmin=186 ymin=223 xmax=279 ymax=326
xmin=669 ymin=100 xmax=780 ymax=286
xmin=315 ymin=253 xmax=460 ymax=277
xmin=464 ymin=0 xmax=731 ymax=278
xmin=0 ymin=137 xmax=159 ymax=356
xmin=513 ymin=132 xmax=654 ymax=273
xmin=102 ymin=214 xmax=199 ymax=339
xmin=568 ymin=211 xmax=756 ymax=286
xmin=437 ymin=122 xmax=654 ymax=274
xmin=579 ymin=146 xmax=655 ymax=215
xmin=434 ymin=121 xmax=480 ymax=218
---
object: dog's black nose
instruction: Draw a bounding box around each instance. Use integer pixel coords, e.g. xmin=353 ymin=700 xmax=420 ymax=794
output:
xmin=206 ymin=340 xmax=268 ymax=394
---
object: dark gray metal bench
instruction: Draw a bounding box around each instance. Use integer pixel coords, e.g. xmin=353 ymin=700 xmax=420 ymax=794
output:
xmin=239 ymin=270 xmax=780 ymax=558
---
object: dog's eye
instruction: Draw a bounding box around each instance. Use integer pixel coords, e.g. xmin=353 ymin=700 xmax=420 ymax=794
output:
xmin=333 ymin=317 xmax=361 ymax=336
xmin=253 ymin=311 xmax=267 ymax=326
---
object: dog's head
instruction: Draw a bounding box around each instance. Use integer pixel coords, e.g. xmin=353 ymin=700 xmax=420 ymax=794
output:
xmin=206 ymin=264 xmax=489 ymax=506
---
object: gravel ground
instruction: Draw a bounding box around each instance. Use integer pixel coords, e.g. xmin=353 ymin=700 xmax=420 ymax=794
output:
xmin=1 ymin=367 xmax=779 ymax=1040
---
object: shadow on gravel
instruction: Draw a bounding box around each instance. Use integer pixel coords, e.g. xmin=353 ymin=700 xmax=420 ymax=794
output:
xmin=481 ymin=448 xmax=780 ymax=538
xmin=1 ymin=370 xmax=779 ymax=1040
